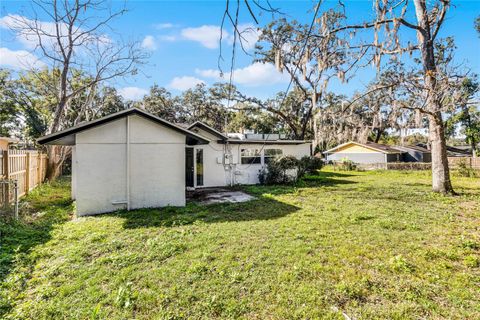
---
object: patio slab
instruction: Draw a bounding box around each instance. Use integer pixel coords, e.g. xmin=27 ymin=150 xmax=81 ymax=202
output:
xmin=187 ymin=188 xmax=255 ymax=205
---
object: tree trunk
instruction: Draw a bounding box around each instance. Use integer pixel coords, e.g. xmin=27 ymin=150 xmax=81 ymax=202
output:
xmin=428 ymin=112 xmax=454 ymax=194
xmin=413 ymin=0 xmax=454 ymax=194
xmin=45 ymin=145 xmax=63 ymax=181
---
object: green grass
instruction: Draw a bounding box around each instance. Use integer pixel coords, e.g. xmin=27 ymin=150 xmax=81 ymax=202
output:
xmin=1 ymin=169 xmax=479 ymax=319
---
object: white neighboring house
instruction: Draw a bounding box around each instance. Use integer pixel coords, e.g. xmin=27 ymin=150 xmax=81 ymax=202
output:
xmin=38 ymin=108 xmax=311 ymax=216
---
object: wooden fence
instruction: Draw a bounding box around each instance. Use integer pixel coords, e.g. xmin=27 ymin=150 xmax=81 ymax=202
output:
xmin=0 ymin=149 xmax=48 ymax=198
xmin=447 ymin=157 xmax=480 ymax=169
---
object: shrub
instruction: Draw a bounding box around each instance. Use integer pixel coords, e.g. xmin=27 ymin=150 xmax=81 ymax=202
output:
xmin=456 ymin=159 xmax=478 ymax=177
xmin=297 ymin=156 xmax=324 ymax=178
xmin=339 ymin=158 xmax=357 ymax=171
xmin=259 ymin=155 xmax=322 ymax=185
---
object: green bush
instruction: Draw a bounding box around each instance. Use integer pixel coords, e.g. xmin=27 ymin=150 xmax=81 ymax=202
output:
xmin=456 ymin=159 xmax=478 ymax=178
xmin=339 ymin=157 xmax=357 ymax=171
xmin=297 ymin=156 xmax=323 ymax=177
xmin=259 ymin=156 xmax=323 ymax=185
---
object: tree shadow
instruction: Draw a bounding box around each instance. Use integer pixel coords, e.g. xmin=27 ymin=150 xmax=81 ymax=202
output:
xmin=112 ymin=195 xmax=300 ymax=229
xmin=241 ymin=171 xmax=358 ymax=197
xmin=0 ymin=178 xmax=73 ymax=316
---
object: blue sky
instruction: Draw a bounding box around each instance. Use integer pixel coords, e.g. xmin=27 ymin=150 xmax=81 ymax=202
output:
xmin=1 ymin=0 xmax=479 ymax=101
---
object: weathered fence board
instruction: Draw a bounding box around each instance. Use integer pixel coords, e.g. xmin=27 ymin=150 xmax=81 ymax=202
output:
xmin=0 ymin=149 xmax=48 ymax=204
xmin=448 ymin=157 xmax=480 ymax=169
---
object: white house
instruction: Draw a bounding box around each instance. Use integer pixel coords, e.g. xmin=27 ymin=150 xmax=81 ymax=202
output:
xmin=38 ymin=108 xmax=311 ymax=216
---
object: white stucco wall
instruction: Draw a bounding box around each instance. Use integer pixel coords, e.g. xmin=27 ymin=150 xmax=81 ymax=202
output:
xmin=71 ymin=146 xmax=76 ymax=200
xmin=193 ymin=137 xmax=311 ymax=187
xmin=231 ymin=143 xmax=311 ymax=185
xmin=74 ymin=115 xmax=186 ymax=216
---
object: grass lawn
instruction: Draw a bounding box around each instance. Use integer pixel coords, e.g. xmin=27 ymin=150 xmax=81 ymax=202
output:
xmin=1 ymin=169 xmax=479 ymax=319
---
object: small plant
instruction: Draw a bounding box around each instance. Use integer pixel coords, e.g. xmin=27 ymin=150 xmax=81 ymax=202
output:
xmin=389 ymin=255 xmax=415 ymax=273
xmin=115 ymin=282 xmax=135 ymax=309
xmin=339 ymin=158 xmax=357 ymax=171
xmin=456 ymin=159 xmax=477 ymax=177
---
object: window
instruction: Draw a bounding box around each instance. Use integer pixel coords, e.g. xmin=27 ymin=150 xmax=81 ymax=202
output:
xmin=241 ymin=148 xmax=261 ymax=164
xmin=264 ymin=149 xmax=283 ymax=164
xmin=196 ymin=149 xmax=203 ymax=186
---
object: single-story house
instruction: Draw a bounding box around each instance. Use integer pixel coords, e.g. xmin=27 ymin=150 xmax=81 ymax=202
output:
xmin=37 ymin=108 xmax=311 ymax=216
xmin=324 ymin=141 xmax=403 ymax=164
xmin=393 ymin=145 xmax=431 ymax=162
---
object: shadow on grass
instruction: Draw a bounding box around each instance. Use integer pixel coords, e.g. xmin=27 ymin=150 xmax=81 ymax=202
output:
xmin=112 ymin=171 xmax=356 ymax=229
xmin=0 ymin=177 xmax=73 ymax=315
xmin=109 ymin=195 xmax=300 ymax=229
xmin=242 ymin=171 xmax=358 ymax=197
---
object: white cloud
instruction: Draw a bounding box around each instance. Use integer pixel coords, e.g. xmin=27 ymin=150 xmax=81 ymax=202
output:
xmin=154 ymin=23 xmax=174 ymax=30
xmin=196 ymin=62 xmax=289 ymax=87
xmin=159 ymin=35 xmax=176 ymax=42
xmin=181 ymin=25 xmax=228 ymax=49
xmin=237 ymin=23 xmax=260 ymax=50
xmin=168 ymin=76 xmax=204 ymax=91
xmin=0 ymin=47 xmax=46 ymax=69
xmin=180 ymin=24 xmax=258 ymax=50
xmin=118 ymin=86 xmax=148 ymax=100
xmin=141 ymin=35 xmax=157 ymax=50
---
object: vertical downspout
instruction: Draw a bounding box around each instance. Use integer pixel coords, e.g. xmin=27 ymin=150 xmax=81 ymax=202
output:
xmin=126 ymin=115 xmax=131 ymax=210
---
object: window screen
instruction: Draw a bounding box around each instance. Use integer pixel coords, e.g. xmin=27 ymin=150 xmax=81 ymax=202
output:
xmin=264 ymin=149 xmax=283 ymax=164
xmin=240 ymin=148 xmax=261 ymax=164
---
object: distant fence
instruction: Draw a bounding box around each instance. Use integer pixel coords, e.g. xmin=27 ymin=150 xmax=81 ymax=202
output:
xmin=354 ymin=162 xmax=432 ymax=171
xmin=0 ymin=150 xmax=48 ymax=211
xmin=333 ymin=157 xmax=479 ymax=171
xmin=447 ymin=157 xmax=480 ymax=169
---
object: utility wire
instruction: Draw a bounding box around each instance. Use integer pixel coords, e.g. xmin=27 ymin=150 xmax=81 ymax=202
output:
xmin=241 ymin=0 xmax=322 ymax=169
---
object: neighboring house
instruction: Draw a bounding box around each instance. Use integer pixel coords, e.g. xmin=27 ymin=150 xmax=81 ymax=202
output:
xmin=0 ymin=136 xmax=20 ymax=151
xmin=446 ymin=145 xmax=474 ymax=157
xmin=393 ymin=145 xmax=431 ymax=162
xmin=417 ymin=143 xmax=473 ymax=157
xmin=324 ymin=141 xmax=403 ymax=164
xmin=37 ymin=108 xmax=311 ymax=216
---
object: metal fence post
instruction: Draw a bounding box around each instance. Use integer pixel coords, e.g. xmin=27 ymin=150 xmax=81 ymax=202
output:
xmin=13 ymin=180 xmax=18 ymax=220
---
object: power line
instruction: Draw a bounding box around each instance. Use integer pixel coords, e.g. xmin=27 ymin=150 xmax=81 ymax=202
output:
xmin=241 ymin=0 xmax=322 ymax=169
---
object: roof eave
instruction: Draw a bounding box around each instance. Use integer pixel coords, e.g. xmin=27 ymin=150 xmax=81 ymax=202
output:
xmin=37 ymin=108 xmax=210 ymax=146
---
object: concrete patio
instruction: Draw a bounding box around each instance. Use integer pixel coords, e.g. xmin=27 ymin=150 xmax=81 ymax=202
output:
xmin=187 ymin=188 xmax=255 ymax=205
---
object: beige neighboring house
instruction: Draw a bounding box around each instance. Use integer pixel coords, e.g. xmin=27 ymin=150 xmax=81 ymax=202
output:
xmin=0 ymin=136 xmax=20 ymax=151
xmin=37 ymin=108 xmax=311 ymax=216
xmin=324 ymin=141 xmax=403 ymax=164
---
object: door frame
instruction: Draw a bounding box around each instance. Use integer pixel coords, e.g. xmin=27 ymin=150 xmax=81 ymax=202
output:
xmin=185 ymin=147 xmax=194 ymax=188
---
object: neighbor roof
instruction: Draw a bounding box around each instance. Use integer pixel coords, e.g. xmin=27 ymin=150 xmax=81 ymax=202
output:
xmin=0 ymin=136 xmax=20 ymax=143
xmin=223 ymin=138 xmax=310 ymax=145
xmin=188 ymin=121 xmax=228 ymax=140
xmin=394 ymin=145 xmax=431 ymax=153
xmin=324 ymin=141 xmax=402 ymax=154
xmin=37 ymin=108 xmax=209 ymax=146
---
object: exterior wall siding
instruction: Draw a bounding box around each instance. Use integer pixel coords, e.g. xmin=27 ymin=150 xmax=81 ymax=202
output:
xmin=74 ymin=115 xmax=186 ymax=216
xmin=327 ymin=152 xmax=387 ymax=164
xmin=194 ymin=141 xmax=311 ymax=186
